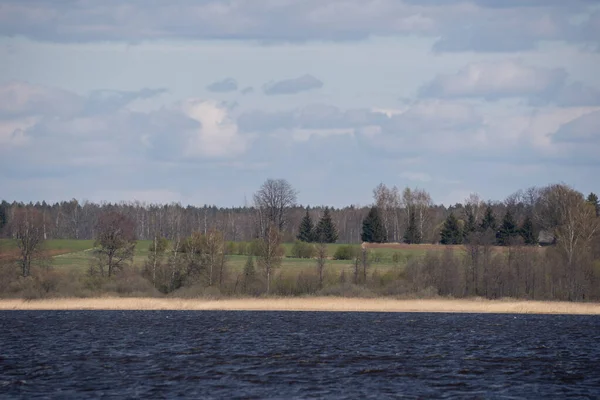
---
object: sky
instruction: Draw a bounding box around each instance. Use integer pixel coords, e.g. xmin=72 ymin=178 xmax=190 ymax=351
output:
xmin=1 ymin=0 xmax=599 ymax=208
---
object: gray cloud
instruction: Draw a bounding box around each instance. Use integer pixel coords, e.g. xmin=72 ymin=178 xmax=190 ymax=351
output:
xmin=1 ymin=1 xmax=596 ymax=53
xmin=240 ymin=86 xmax=254 ymax=95
xmin=206 ymin=78 xmax=238 ymax=93
xmin=0 ymin=81 xmax=82 ymax=118
xmin=419 ymin=61 xmax=566 ymax=100
xmin=238 ymin=104 xmax=388 ymax=132
xmin=553 ymin=111 xmax=600 ymax=144
xmin=549 ymin=83 xmax=600 ymax=107
xmin=420 ymin=60 xmax=600 ymax=106
xmin=83 ymin=88 xmax=167 ymax=115
xmin=263 ymin=74 xmax=323 ymax=95
xmin=0 ymin=82 xmax=168 ymax=119
xmin=403 ymin=0 xmax=590 ymax=7
xmin=238 ymin=101 xmax=483 ymax=158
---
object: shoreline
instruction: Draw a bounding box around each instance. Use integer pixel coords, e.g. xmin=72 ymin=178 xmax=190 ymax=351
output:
xmin=1 ymin=297 xmax=599 ymax=314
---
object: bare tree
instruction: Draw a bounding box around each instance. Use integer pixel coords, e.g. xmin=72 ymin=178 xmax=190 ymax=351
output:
xmin=11 ymin=208 xmax=46 ymax=277
xmin=361 ymin=248 xmax=369 ymax=284
xmin=93 ymin=211 xmax=136 ymax=277
xmin=315 ymin=242 xmax=327 ymax=289
xmin=143 ymin=236 xmax=169 ymax=289
xmin=536 ymin=184 xmax=599 ymax=266
xmin=204 ymin=229 xmax=226 ymax=287
xmin=256 ymin=224 xmax=284 ymax=294
xmin=253 ymin=179 xmax=298 ymax=238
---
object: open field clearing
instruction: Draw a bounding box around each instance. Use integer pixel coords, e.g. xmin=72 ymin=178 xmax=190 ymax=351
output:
xmin=1 ymin=297 xmax=598 ymax=314
xmin=0 ymin=239 xmax=547 ymax=274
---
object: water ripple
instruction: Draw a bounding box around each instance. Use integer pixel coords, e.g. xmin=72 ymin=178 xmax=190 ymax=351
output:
xmin=0 ymin=311 xmax=599 ymax=399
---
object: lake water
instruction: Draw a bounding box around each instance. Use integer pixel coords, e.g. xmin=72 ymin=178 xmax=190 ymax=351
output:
xmin=1 ymin=310 xmax=599 ymax=399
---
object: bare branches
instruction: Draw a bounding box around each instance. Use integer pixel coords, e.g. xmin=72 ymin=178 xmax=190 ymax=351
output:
xmin=11 ymin=207 xmax=46 ymax=277
xmin=256 ymin=224 xmax=284 ymax=294
xmin=253 ymin=179 xmax=298 ymax=237
xmin=93 ymin=211 xmax=137 ymax=277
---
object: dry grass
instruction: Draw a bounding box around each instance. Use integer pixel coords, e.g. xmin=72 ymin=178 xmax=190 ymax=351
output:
xmin=1 ymin=297 xmax=599 ymax=314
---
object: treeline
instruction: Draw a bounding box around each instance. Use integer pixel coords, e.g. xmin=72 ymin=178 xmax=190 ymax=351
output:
xmin=1 ymin=180 xmax=599 ymax=301
xmin=2 ymin=184 xmax=597 ymax=246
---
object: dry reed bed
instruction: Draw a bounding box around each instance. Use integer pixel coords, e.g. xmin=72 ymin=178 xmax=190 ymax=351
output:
xmin=1 ymin=298 xmax=599 ymax=314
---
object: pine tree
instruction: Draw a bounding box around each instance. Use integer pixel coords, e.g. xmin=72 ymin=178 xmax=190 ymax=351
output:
xmin=440 ymin=213 xmax=463 ymax=245
xmin=314 ymin=207 xmax=338 ymax=243
xmin=297 ymin=207 xmax=315 ymax=242
xmin=461 ymin=206 xmax=477 ymax=243
xmin=587 ymin=192 xmax=599 ymax=217
xmin=361 ymin=206 xmax=386 ymax=243
xmin=0 ymin=202 xmax=6 ymax=232
xmin=496 ymin=209 xmax=519 ymax=246
xmin=520 ymin=215 xmax=536 ymax=245
xmin=465 ymin=208 xmax=476 ymax=234
xmin=479 ymin=205 xmax=497 ymax=232
xmin=404 ymin=211 xmax=421 ymax=244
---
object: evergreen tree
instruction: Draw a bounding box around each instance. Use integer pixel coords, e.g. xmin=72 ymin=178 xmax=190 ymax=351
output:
xmin=479 ymin=205 xmax=497 ymax=232
xmin=462 ymin=206 xmax=477 ymax=243
xmin=587 ymin=192 xmax=599 ymax=217
xmin=520 ymin=215 xmax=536 ymax=245
xmin=361 ymin=206 xmax=386 ymax=243
xmin=404 ymin=211 xmax=421 ymax=244
xmin=440 ymin=213 xmax=463 ymax=245
xmin=496 ymin=209 xmax=519 ymax=246
xmin=297 ymin=207 xmax=315 ymax=242
xmin=0 ymin=202 xmax=6 ymax=232
xmin=465 ymin=208 xmax=476 ymax=234
xmin=314 ymin=207 xmax=338 ymax=243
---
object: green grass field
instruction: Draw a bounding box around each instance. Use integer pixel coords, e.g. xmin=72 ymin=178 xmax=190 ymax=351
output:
xmin=1 ymin=239 xmax=423 ymax=274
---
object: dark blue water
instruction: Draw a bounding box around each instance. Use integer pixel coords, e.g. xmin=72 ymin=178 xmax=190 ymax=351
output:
xmin=1 ymin=311 xmax=599 ymax=399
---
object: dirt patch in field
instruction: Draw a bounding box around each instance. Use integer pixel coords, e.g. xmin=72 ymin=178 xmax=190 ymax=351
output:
xmin=362 ymin=242 xmax=543 ymax=253
xmin=362 ymin=242 xmax=463 ymax=251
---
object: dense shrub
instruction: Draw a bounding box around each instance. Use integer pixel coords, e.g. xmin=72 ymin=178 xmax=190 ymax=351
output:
xmin=333 ymin=245 xmax=357 ymax=260
xmin=316 ymin=283 xmax=376 ymax=298
xmin=225 ymin=241 xmax=236 ymax=255
xmin=291 ymin=240 xmax=316 ymax=259
xmin=237 ymin=241 xmax=248 ymax=256
xmin=248 ymin=239 xmax=262 ymax=256
xmin=171 ymin=283 xmax=222 ymax=299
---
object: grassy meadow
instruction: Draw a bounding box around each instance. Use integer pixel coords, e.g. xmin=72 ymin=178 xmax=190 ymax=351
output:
xmin=0 ymin=238 xmax=534 ymax=275
xmin=1 ymin=239 xmax=424 ymax=274
xmin=1 ymin=238 xmax=553 ymax=301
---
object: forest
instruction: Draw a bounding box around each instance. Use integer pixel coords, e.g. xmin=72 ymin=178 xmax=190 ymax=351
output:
xmin=1 ymin=180 xmax=599 ymax=301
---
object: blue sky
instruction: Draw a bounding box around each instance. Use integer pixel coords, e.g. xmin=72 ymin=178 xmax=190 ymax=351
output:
xmin=1 ymin=0 xmax=599 ymax=207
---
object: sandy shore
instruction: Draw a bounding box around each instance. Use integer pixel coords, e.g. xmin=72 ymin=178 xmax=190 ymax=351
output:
xmin=1 ymin=297 xmax=599 ymax=314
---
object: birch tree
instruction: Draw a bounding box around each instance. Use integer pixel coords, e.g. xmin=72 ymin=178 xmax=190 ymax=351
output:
xmin=256 ymin=224 xmax=284 ymax=294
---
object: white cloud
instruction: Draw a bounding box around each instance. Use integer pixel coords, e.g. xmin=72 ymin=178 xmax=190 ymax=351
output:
xmin=420 ymin=60 xmax=600 ymax=106
xmin=419 ymin=60 xmax=566 ymax=100
xmin=181 ymin=99 xmax=249 ymax=158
